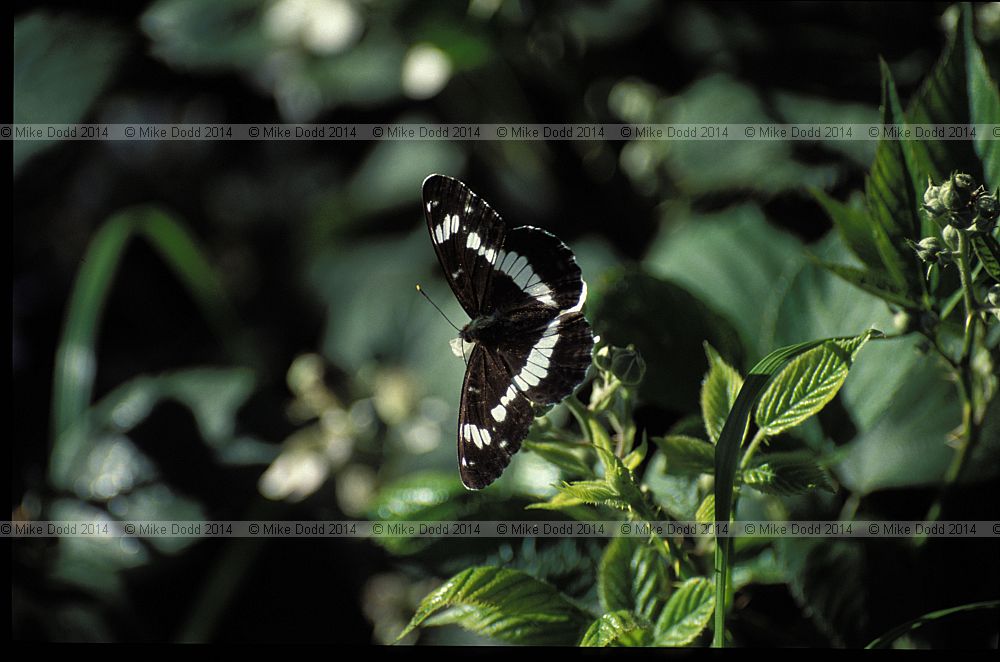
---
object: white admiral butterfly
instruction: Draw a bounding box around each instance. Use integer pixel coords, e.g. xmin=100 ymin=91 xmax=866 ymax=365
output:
xmin=422 ymin=174 xmax=595 ymax=489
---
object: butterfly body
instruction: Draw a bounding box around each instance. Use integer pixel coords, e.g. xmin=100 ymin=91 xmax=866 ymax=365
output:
xmin=422 ymin=174 xmax=594 ymax=490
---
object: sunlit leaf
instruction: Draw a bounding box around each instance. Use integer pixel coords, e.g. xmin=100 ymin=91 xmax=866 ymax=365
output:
xmin=741 ymin=452 xmax=834 ymax=495
xmin=865 ymin=61 xmax=921 ymax=292
xmin=522 ymin=440 xmax=594 ymax=479
xmin=700 ymin=343 xmax=744 ymax=443
xmin=399 ymin=566 xmax=590 ymax=645
xmin=695 ymin=494 xmax=715 ymax=524
xmin=580 ymin=610 xmax=653 ymax=647
xmin=653 ymin=577 xmax=715 ymax=646
xmin=652 ymin=435 xmax=715 ymax=476
xmin=755 ymin=332 xmax=876 ymax=436
xmin=598 ymin=537 xmax=669 ymax=621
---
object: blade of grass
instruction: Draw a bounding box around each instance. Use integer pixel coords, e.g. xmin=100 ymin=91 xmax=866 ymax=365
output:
xmin=50 ymin=205 xmax=244 ymax=487
xmin=712 ymin=332 xmax=882 ymax=647
xmin=865 ymin=599 xmax=999 ymax=649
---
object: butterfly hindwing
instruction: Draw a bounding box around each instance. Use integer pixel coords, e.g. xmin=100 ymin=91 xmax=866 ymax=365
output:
xmin=422 ymin=174 xmax=506 ymax=317
xmin=486 ymin=226 xmax=594 ymax=410
xmin=488 ymin=226 xmax=586 ymax=314
xmin=497 ymin=309 xmax=594 ymax=409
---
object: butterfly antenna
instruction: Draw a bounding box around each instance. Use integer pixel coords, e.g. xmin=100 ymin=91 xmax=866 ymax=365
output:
xmin=415 ymin=284 xmax=461 ymax=332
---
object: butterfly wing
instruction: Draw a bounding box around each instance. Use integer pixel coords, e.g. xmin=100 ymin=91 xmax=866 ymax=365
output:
xmin=487 ymin=226 xmax=595 ymax=410
xmin=458 ymin=344 xmax=535 ymax=489
xmin=458 ymin=227 xmax=594 ymax=489
xmin=425 ymin=176 xmax=595 ymax=490
xmin=422 ymin=174 xmax=507 ymax=318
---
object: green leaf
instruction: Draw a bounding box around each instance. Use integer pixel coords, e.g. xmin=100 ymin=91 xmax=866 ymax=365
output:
xmin=755 ymin=332 xmax=875 ymax=436
xmin=741 ymin=452 xmax=834 ymax=496
xmin=780 ymin=539 xmax=868 ymax=646
xmin=653 ymin=577 xmax=715 ymax=646
xmin=591 ymin=267 xmax=744 ymax=411
xmin=834 ymin=336 xmax=962 ymax=493
xmin=905 ymin=10 xmax=976 ymax=187
xmin=644 ymin=203 xmax=801 ymax=359
xmin=580 ymin=611 xmax=653 ymax=647
xmin=623 ymin=433 xmax=649 ymax=471
xmin=642 ymin=454 xmax=702 ymax=521
xmin=368 ymin=472 xmax=469 ymax=554
xmin=700 ymin=343 xmax=744 ymax=443
xmin=597 ymin=445 xmax=647 ymax=509
xmin=49 ymin=207 xmax=244 ymax=486
xmin=808 ymin=257 xmax=919 ymax=309
xmin=528 ymin=479 xmax=626 ymax=512
xmin=652 ymin=435 xmax=715 ymax=476
xmin=532 ymin=446 xmax=646 ymax=514
xmin=522 ymin=440 xmax=594 ymax=479
xmin=598 ymin=537 xmax=670 ymax=621
xmin=712 ymin=332 xmax=882 ymax=646
xmin=866 ymin=600 xmax=1000 ymax=649
xmin=865 ymin=60 xmax=922 ymax=291
xmin=972 ymin=233 xmax=1000 ymax=283
xmin=398 ymin=566 xmax=590 ymax=645
xmin=771 ymin=232 xmax=897 ymax=351
xmin=695 ymin=494 xmax=715 ymax=524
xmin=810 ymin=188 xmax=884 ymax=272
xmin=732 ymin=548 xmax=785 ymax=590
xmin=369 ymin=471 xmax=467 ymax=521
xmin=962 ymin=4 xmax=1000 ymax=187
xmin=14 ymin=13 xmax=127 ymax=173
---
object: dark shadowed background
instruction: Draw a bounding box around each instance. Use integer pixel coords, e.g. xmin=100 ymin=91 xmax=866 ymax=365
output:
xmin=12 ymin=0 xmax=1000 ymax=646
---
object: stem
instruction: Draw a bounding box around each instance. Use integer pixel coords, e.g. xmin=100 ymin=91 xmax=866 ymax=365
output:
xmin=924 ymin=232 xmax=982 ymax=524
xmin=956 ymin=233 xmax=977 ymax=362
xmin=839 ymin=492 xmax=861 ymax=521
xmin=739 ymin=429 xmax=768 ymax=469
xmin=563 ymin=395 xmax=590 ymax=443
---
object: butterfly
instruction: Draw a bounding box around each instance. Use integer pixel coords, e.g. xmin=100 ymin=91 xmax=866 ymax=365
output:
xmin=422 ymin=174 xmax=595 ymax=489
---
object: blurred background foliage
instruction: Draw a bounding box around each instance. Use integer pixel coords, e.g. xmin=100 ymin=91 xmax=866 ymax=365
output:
xmin=11 ymin=0 xmax=1000 ymax=646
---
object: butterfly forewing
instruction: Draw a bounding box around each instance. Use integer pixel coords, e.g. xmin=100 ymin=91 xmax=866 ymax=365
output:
xmin=422 ymin=175 xmax=506 ymax=317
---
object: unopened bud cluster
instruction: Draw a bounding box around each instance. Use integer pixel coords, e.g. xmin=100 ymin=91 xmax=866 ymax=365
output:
xmin=923 ymin=172 xmax=998 ymax=234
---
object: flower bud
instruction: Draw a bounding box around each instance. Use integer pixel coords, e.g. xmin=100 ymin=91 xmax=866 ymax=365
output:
xmin=923 ymin=179 xmax=946 ymax=216
xmin=942 ymin=172 xmax=975 ymax=212
xmin=952 ymin=172 xmax=974 ymax=190
xmin=608 ymin=345 xmax=646 ymax=386
xmin=972 ymin=192 xmax=999 ymax=233
xmin=593 ymin=344 xmax=613 ymax=373
xmin=942 ymin=224 xmax=961 ymax=251
xmin=939 ymin=181 xmax=962 ymax=212
xmin=912 ymin=236 xmax=944 ymax=263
